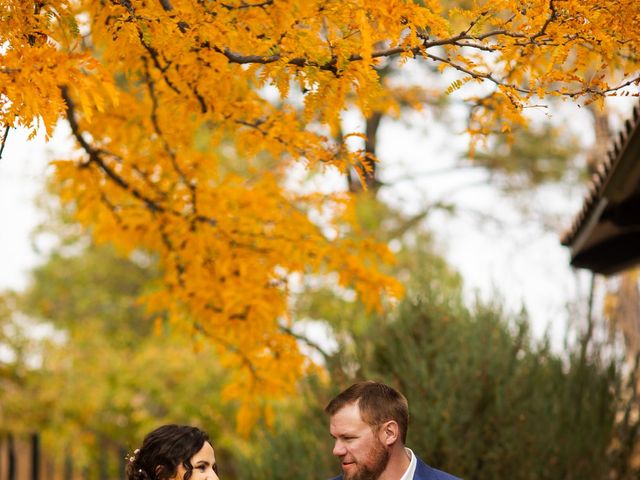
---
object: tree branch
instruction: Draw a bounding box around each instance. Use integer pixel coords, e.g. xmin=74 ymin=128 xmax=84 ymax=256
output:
xmin=279 ymin=325 xmax=331 ymax=363
xmin=61 ymin=85 xmax=224 ymax=230
xmin=220 ymin=0 xmax=274 ymax=10
xmin=383 ymin=164 xmax=483 ymax=184
xmin=531 ymin=0 xmax=557 ymax=43
xmin=424 ymin=52 xmax=530 ymax=94
xmin=142 ymin=58 xmax=199 ymax=224
xmin=194 ymin=320 xmax=261 ymax=380
xmin=61 ymin=85 xmax=166 ymax=214
xmin=0 ymin=126 xmax=10 ymax=161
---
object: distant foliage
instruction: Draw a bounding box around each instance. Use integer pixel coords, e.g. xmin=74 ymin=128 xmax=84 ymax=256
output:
xmin=360 ymin=298 xmax=637 ymax=480
xmin=239 ymin=263 xmax=640 ymax=480
xmin=470 ymin=123 xmax=584 ymax=191
xmin=0 ymin=241 xmax=241 ymax=475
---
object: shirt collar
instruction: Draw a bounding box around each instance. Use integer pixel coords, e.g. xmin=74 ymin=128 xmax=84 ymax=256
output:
xmin=399 ymin=448 xmax=417 ymax=480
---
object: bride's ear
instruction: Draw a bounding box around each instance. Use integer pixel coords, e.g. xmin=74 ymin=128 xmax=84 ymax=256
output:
xmin=155 ymin=466 xmax=166 ymax=480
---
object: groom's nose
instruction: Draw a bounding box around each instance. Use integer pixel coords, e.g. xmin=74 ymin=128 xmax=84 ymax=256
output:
xmin=332 ymin=440 xmax=346 ymax=457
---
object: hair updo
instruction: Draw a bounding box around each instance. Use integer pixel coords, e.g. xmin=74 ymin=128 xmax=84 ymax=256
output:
xmin=126 ymin=425 xmax=210 ymax=480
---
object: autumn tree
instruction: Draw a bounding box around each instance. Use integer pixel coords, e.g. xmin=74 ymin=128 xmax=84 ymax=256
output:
xmin=2 ymin=0 xmax=640 ymax=416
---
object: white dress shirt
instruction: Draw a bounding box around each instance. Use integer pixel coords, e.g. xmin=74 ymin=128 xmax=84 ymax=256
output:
xmin=399 ymin=448 xmax=417 ymax=480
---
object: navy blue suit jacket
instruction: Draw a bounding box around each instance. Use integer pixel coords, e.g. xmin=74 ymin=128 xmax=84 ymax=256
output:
xmin=330 ymin=454 xmax=460 ymax=480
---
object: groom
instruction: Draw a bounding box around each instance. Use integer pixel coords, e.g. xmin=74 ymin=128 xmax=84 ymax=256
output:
xmin=326 ymin=381 xmax=460 ymax=480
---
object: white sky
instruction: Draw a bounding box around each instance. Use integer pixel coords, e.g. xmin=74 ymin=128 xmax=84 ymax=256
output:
xmin=0 ymin=97 xmax=636 ymax=350
xmin=377 ymin=109 xmax=584 ymax=343
xmin=373 ymin=96 xmax=637 ymax=344
xmin=0 ymin=127 xmax=57 ymax=291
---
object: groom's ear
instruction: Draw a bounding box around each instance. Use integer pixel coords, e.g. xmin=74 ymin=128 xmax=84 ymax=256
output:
xmin=379 ymin=420 xmax=400 ymax=446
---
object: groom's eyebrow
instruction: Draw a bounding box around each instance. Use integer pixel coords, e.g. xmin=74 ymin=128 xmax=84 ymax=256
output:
xmin=331 ymin=432 xmax=357 ymax=439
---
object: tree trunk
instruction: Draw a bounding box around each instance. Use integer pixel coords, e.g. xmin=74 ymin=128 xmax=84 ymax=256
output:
xmin=587 ymin=103 xmax=612 ymax=175
xmin=30 ymin=433 xmax=40 ymax=480
xmin=347 ymin=111 xmax=383 ymax=194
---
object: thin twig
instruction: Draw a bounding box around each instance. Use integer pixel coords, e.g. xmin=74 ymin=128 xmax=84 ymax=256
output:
xmin=0 ymin=126 xmax=10 ymax=161
xmin=220 ymin=0 xmax=274 ymax=10
xmin=279 ymin=325 xmax=331 ymax=363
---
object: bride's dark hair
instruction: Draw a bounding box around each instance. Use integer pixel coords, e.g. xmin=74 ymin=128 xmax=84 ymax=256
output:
xmin=126 ymin=425 xmax=210 ymax=480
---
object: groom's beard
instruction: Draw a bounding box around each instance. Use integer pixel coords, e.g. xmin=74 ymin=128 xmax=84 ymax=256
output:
xmin=344 ymin=439 xmax=390 ymax=480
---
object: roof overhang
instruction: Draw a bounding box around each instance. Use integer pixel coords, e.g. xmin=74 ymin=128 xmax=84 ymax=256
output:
xmin=561 ymin=103 xmax=640 ymax=275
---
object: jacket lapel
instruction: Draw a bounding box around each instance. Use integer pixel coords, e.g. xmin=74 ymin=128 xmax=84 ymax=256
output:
xmin=413 ymin=456 xmax=437 ymax=480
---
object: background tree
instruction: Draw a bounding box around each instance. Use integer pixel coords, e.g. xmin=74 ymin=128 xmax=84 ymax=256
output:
xmin=2 ymin=1 xmax=640 ymax=410
xmin=236 ymin=206 xmax=640 ymax=480
xmin=0 ymin=213 xmax=247 ymax=477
